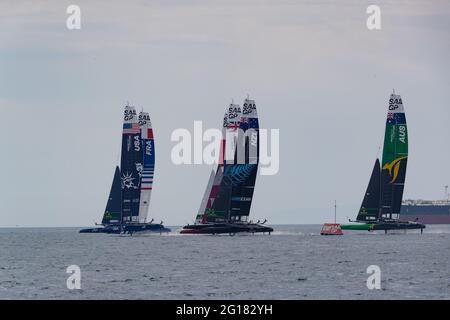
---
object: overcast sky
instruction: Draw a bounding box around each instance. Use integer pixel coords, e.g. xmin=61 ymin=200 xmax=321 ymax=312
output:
xmin=0 ymin=0 xmax=449 ymax=227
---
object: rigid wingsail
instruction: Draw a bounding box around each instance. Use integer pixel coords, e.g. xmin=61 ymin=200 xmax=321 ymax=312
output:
xmin=341 ymin=91 xmax=425 ymax=233
xmin=181 ymin=98 xmax=273 ymax=235
xmin=80 ymin=105 xmax=170 ymax=235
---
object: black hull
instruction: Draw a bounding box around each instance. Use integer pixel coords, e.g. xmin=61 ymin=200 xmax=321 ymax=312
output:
xmin=79 ymin=227 xmax=104 ymax=233
xmin=181 ymin=223 xmax=273 ymax=235
xmin=79 ymin=223 xmax=171 ymax=234
xmin=372 ymin=221 xmax=426 ymax=231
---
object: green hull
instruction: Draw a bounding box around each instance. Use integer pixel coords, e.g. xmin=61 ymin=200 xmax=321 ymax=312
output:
xmin=341 ymin=222 xmax=425 ymax=231
xmin=340 ymin=223 xmax=374 ymax=231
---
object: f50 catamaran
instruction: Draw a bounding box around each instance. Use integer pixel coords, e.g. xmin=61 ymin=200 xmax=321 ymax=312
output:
xmin=80 ymin=105 xmax=170 ymax=235
xmin=181 ymin=98 xmax=273 ymax=235
xmin=341 ymin=91 xmax=425 ymax=233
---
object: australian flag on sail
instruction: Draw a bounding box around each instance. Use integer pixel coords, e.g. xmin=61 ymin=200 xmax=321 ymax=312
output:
xmin=395 ymin=113 xmax=406 ymax=125
xmin=386 ymin=112 xmax=406 ymax=125
xmin=123 ymin=123 xmax=140 ymax=134
xmin=386 ymin=112 xmax=395 ymax=124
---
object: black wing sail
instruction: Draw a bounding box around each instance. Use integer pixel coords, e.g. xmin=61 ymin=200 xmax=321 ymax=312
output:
xmin=101 ymin=166 xmax=122 ymax=225
xmin=356 ymin=159 xmax=381 ymax=222
xmin=237 ymin=99 xmax=259 ymax=219
xmin=120 ymin=106 xmax=143 ymax=224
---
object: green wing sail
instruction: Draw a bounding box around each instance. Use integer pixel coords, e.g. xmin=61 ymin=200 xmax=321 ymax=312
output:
xmin=380 ymin=93 xmax=408 ymax=220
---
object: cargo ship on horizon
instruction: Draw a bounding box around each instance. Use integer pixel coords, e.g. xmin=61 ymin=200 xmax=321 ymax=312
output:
xmin=400 ymin=185 xmax=450 ymax=224
xmin=400 ymin=198 xmax=450 ymax=224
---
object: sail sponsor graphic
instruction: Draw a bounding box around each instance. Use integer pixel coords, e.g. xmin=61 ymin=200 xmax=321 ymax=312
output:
xmin=382 ymin=155 xmax=408 ymax=183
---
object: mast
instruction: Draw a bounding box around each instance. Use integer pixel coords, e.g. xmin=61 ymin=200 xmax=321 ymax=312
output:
xmin=334 ymin=200 xmax=337 ymax=224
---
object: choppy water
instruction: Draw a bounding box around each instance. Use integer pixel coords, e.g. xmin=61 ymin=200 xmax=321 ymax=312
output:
xmin=0 ymin=225 xmax=449 ymax=299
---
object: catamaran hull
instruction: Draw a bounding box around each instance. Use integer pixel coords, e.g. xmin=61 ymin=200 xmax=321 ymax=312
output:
xmin=123 ymin=223 xmax=171 ymax=234
xmin=79 ymin=227 xmax=105 ymax=233
xmin=79 ymin=223 xmax=171 ymax=234
xmin=180 ymin=223 xmax=273 ymax=235
xmin=341 ymin=221 xmax=426 ymax=231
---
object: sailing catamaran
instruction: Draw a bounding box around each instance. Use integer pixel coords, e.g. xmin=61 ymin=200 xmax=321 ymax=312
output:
xmin=341 ymin=91 xmax=425 ymax=233
xmin=181 ymin=98 xmax=273 ymax=235
xmin=80 ymin=105 xmax=170 ymax=234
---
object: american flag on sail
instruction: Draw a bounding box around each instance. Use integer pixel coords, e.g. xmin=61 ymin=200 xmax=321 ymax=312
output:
xmin=123 ymin=123 xmax=140 ymax=134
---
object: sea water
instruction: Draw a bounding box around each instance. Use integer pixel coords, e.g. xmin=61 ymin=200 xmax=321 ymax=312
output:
xmin=0 ymin=225 xmax=449 ymax=299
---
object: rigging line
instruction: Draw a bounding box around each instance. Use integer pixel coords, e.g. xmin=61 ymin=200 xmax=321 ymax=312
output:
xmin=376 ymin=109 xmax=385 ymax=160
xmin=376 ymin=143 xmax=382 ymax=160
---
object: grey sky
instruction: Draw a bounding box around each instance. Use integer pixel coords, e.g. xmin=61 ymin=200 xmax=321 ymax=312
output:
xmin=0 ymin=0 xmax=449 ymax=227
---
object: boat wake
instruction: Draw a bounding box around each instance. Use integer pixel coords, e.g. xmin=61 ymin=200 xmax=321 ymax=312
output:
xmin=270 ymin=231 xmax=305 ymax=236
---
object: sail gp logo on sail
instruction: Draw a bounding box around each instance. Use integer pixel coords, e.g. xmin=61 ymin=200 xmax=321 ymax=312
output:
xmin=388 ymin=97 xmax=403 ymax=111
xmin=170 ymin=121 xmax=279 ymax=176
xmin=124 ymin=108 xmax=137 ymax=121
